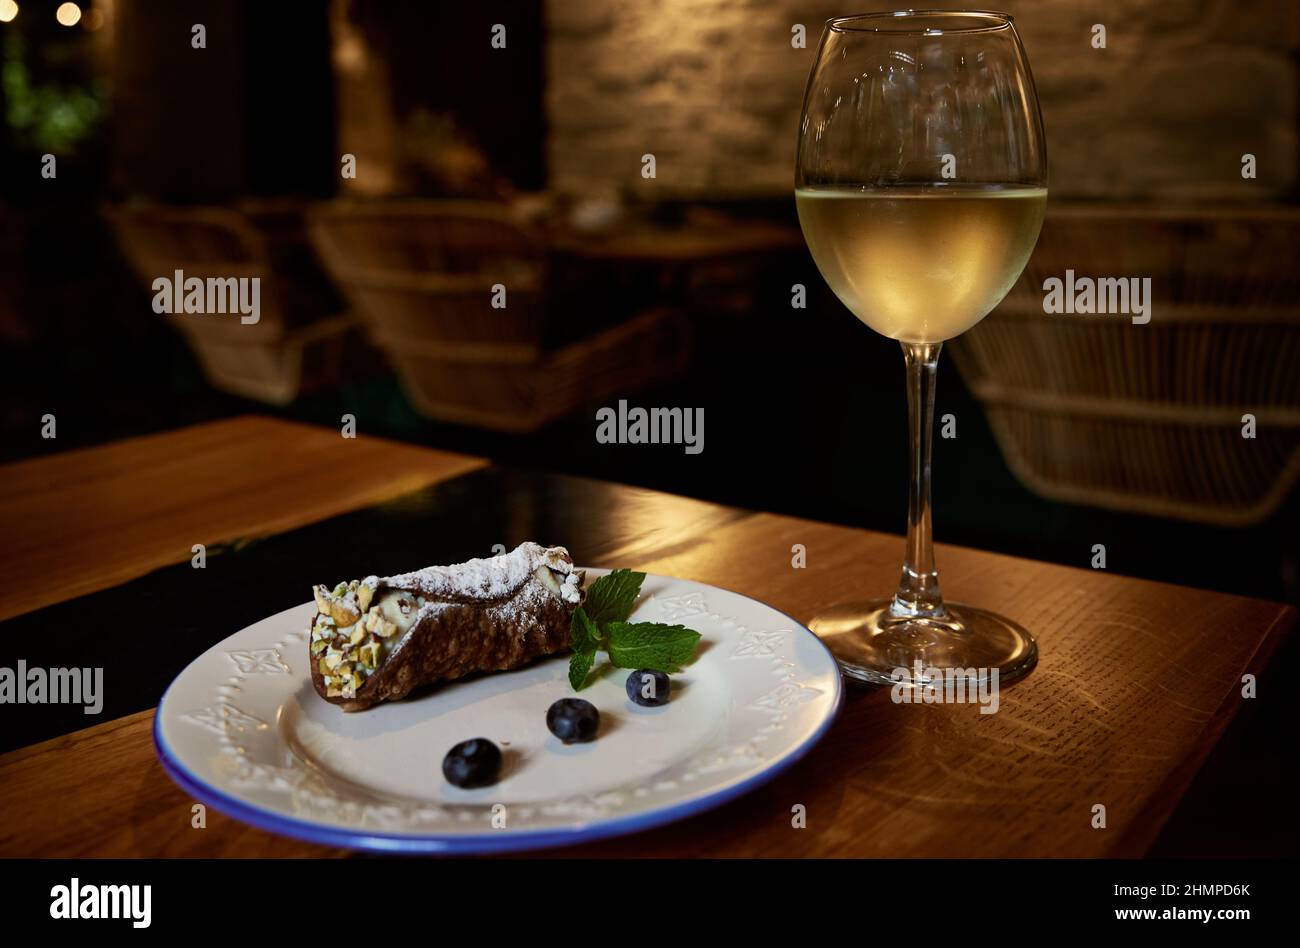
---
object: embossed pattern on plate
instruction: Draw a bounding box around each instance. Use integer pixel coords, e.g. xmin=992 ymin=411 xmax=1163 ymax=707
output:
xmin=155 ymin=571 xmax=842 ymax=853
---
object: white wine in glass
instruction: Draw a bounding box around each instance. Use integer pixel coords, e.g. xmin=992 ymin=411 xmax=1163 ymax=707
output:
xmin=795 ymin=186 xmax=1046 ymax=343
xmin=795 ymin=11 xmax=1047 ymax=686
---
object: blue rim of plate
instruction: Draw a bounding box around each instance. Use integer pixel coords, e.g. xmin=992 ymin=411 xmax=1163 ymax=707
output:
xmin=153 ymin=584 xmax=844 ymax=855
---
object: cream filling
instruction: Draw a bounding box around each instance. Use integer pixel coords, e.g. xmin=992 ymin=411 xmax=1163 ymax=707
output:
xmin=371 ymin=590 xmax=426 ymax=660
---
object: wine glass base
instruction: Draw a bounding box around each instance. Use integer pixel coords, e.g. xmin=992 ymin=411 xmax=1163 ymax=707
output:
xmin=808 ymin=599 xmax=1037 ymax=687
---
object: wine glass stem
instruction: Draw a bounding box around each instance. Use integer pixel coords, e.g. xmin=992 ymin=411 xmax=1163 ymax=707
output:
xmin=893 ymin=341 xmax=947 ymax=619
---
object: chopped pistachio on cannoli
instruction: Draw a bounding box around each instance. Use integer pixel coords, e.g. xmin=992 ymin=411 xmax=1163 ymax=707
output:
xmin=307 ymin=542 xmax=584 ymax=711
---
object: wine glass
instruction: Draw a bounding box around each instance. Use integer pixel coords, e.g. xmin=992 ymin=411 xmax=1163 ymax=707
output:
xmin=795 ymin=10 xmax=1046 ymax=686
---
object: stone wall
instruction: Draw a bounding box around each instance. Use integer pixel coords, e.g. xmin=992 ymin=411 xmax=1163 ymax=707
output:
xmin=545 ymin=0 xmax=1299 ymax=200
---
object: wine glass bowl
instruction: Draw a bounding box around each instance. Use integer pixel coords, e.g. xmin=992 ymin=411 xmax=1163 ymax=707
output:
xmin=795 ymin=10 xmax=1047 ymax=686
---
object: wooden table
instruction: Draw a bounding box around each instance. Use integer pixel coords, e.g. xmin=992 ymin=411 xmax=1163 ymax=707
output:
xmin=0 ymin=416 xmax=1291 ymax=857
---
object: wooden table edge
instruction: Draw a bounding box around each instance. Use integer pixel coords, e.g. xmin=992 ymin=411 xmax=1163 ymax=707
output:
xmin=1109 ymin=602 xmax=1296 ymax=857
xmin=0 ymin=415 xmax=488 ymax=622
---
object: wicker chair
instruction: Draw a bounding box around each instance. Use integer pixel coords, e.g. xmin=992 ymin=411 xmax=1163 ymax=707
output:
xmin=307 ymin=200 xmax=691 ymax=432
xmin=950 ymin=203 xmax=1300 ymax=526
xmin=106 ymin=203 xmax=357 ymax=405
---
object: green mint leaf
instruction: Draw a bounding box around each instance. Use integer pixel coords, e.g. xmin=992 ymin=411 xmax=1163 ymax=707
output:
xmin=569 ymin=606 xmax=601 ymax=651
xmin=569 ymin=647 xmax=597 ymax=691
xmin=605 ymin=622 xmax=701 ymax=673
xmin=582 ymin=569 xmax=646 ymax=625
xmin=567 ymin=607 xmax=602 ymax=690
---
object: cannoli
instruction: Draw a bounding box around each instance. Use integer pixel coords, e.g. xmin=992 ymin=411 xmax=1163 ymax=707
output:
xmin=307 ymin=542 xmax=583 ymax=711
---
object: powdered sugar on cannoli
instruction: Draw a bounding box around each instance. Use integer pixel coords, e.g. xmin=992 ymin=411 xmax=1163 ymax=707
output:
xmin=380 ymin=542 xmax=582 ymax=606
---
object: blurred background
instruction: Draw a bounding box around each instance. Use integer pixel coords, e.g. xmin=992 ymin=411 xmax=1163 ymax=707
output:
xmin=1 ymin=0 xmax=1297 ymax=603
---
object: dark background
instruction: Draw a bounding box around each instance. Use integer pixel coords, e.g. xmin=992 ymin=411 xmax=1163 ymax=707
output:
xmin=2 ymin=0 xmax=1293 ymax=603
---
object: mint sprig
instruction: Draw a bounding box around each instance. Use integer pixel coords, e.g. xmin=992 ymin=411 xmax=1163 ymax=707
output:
xmin=605 ymin=622 xmax=700 ymax=673
xmin=567 ymin=569 xmax=703 ymax=690
xmin=568 ymin=608 xmax=600 ymax=690
xmin=581 ymin=568 xmax=645 ymax=625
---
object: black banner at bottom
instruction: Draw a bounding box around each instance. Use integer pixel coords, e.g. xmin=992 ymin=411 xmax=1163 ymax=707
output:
xmin=1 ymin=857 xmax=1286 ymax=933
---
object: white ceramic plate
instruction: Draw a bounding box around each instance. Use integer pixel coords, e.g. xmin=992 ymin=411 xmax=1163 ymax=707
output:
xmin=155 ymin=570 xmax=842 ymax=853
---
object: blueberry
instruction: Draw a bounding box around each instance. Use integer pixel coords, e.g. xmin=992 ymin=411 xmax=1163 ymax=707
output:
xmin=442 ymin=738 xmax=501 ymax=788
xmin=546 ymin=698 xmax=600 ymax=743
xmin=626 ymin=669 xmax=670 ymax=706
